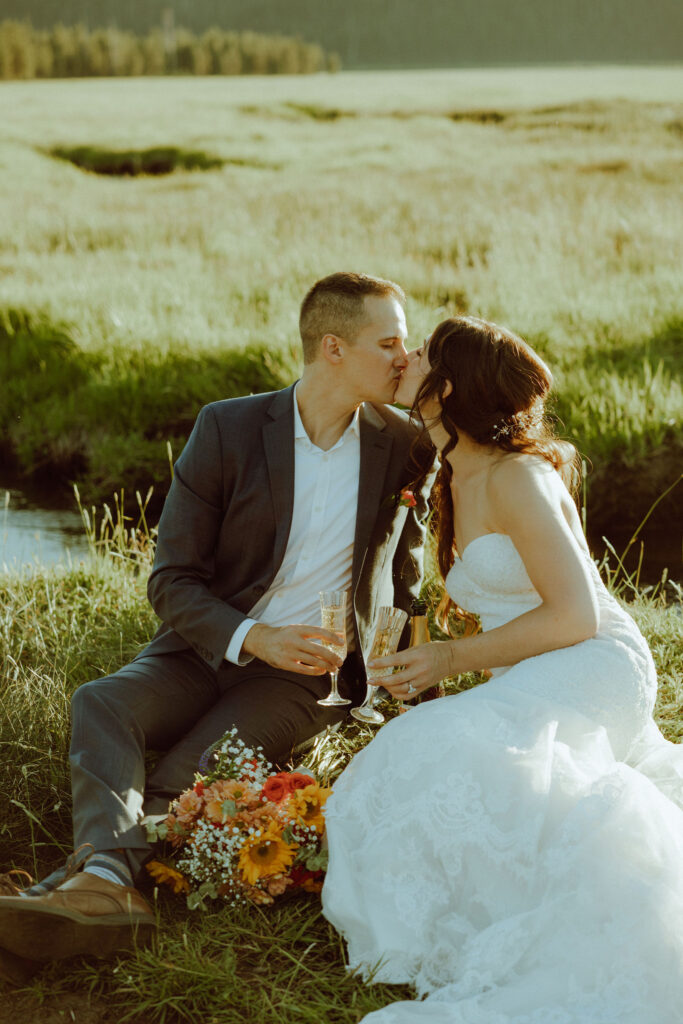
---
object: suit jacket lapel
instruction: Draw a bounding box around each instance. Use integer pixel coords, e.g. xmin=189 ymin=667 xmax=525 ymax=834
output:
xmin=352 ymin=404 xmax=393 ymax=590
xmin=262 ymin=385 xmax=296 ymax=576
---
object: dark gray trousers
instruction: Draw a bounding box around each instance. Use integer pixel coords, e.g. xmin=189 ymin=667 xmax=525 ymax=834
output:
xmin=64 ymin=649 xmax=354 ymax=881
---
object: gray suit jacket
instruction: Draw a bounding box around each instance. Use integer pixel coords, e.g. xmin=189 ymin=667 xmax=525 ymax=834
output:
xmin=141 ymin=384 xmax=434 ymax=681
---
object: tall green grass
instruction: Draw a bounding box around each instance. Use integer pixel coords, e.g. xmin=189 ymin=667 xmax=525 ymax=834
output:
xmin=0 ymin=518 xmax=681 ymax=1016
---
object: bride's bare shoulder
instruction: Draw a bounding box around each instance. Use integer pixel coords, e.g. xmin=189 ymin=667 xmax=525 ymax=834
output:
xmin=486 ymin=452 xmax=582 ymax=539
xmin=488 ymin=452 xmax=557 ymax=497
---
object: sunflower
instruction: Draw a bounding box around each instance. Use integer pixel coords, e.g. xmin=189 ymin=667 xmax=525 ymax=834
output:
xmin=237 ymin=824 xmax=296 ymax=885
xmin=146 ymin=859 xmax=190 ymax=894
xmin=290 ymin=783 xmax=332 ymax=834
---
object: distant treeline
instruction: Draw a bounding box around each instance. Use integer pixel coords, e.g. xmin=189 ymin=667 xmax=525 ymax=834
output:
xmin=0 ymin=20 xmax=341 ymax=79
xmin=1 ymin=0 xmax=681 ymax=67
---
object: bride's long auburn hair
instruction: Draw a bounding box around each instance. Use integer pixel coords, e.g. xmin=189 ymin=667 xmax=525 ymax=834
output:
xmin=410 ymin=315 xmax=581 ymax=636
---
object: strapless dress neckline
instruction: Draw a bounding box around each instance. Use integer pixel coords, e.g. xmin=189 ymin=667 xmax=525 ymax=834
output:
xmin=445 ymin=532 xmax=537 ymax=615
xmin=455 ymin=532 xmax=513 ymax=560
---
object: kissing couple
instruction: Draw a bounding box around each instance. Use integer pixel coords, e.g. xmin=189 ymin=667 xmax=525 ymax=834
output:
xmin=1 ymin=272 xmax=682 ymax=1022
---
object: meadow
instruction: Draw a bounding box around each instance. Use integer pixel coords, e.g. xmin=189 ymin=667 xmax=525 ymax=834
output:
xmin=0 ymin=66 xmax=682 ymax=1021
xmin=0 ymin=67 xmax=681 ymax=570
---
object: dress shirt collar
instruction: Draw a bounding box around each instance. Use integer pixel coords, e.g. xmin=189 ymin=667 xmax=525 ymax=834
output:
xmin=293 ymin=382 xmax=361 ymax=450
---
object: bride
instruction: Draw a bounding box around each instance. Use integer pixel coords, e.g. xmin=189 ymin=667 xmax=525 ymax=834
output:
xmin=321 ymin=315 xmax=683 ymax=1023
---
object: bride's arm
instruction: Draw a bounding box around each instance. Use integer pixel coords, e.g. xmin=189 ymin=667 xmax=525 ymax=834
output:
xmin=370 ymin=458 xmax=600 ymax=694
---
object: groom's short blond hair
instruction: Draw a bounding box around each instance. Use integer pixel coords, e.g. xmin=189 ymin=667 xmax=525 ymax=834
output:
xmin=299 ymin=272 xmax=405 ymax=365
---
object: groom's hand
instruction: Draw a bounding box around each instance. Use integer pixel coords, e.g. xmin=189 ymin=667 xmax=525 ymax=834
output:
xmin=242 ymin=623 xmax=345 ymax=675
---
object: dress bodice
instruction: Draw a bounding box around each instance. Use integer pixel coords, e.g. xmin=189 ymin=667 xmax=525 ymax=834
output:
xmin=445 ymin=533 xmax=542 ymax=634
xmin=445 ymin=532 xmax=643 ymax=642
xmin=444 ymin=532 xmax=656 ymax=726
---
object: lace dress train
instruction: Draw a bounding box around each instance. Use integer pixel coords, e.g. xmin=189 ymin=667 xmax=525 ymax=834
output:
xmin=322 ymin=535 xmax=683 ymax=1024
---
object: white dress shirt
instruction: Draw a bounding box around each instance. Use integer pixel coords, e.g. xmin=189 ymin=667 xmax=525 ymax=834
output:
xmin=225 ymin=385 xmax=361 ymax=665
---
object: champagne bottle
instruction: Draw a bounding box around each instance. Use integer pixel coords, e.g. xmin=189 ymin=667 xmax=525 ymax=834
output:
xmin=409 ymin=599 xmax=445 ymax=703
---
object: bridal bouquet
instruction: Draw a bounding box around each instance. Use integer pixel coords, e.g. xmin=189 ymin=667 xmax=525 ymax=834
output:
xmin=144 ymin=728 xmax=331 ymax=908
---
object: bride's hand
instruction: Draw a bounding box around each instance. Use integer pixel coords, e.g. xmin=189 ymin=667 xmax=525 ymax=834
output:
xmin=367 ymin=641 xmax=453 ymax=699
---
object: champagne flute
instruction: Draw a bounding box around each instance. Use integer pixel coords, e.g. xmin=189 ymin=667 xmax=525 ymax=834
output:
xmin=316 ymin=590 xmax=351 ymax=707
xmin=351 ymin=606 xmax=408 ymax=725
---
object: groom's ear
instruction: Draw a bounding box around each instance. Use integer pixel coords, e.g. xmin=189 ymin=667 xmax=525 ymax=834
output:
xmin=321 ymin=333 xmax=344 ymax=363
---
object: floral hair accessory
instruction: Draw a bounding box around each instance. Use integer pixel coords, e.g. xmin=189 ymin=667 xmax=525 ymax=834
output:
xmin=491 ymin=420 xmax=513 ymax=442
xmin=491 ymin=401 xmax=545 ymax=444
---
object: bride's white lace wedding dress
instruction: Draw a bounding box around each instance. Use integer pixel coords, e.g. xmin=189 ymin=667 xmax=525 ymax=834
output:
xmin=322 ymin=534 xmax=683 ymax=1023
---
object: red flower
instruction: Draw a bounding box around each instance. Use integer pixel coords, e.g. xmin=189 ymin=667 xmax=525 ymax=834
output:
xmin=261 ymin=770 xmax=317 ymax=803
xmin=193 ymin=781 xmax=205 ymax=797
xmin=399 ymin=489 xmax=417 ymax=508
xmin=289 ymin=865 xmax=324 ymax=892
xmin=287 ymin=772 xmax=314 ymax=792
xmin=261 ymin=773 xmax=291 ymax=803
xmin=288 ymin=865 xmax=312 ymax=886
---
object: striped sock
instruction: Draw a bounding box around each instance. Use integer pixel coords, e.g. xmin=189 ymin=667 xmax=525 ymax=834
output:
xmin=25 ymin=866 xmax=69 ymax=897
xmin=83 ymin=851 xmax=133 ymax=888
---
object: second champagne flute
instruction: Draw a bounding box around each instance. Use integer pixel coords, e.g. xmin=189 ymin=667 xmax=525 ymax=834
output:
xmin=316 ymin=590 xmax=351 ymax=707
xmin=351 ymin=606 xmax=408 ymax=725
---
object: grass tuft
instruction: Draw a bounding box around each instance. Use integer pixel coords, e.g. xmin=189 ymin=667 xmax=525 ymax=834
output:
xmin=49 ymin=146 xmax=225 ymax=177
xmin=284 ymin=102 xmax=355 ymax=121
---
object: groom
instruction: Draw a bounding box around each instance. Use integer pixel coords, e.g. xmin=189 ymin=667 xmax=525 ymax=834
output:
xmin=0 ymin=272 xmax=433 ymax=979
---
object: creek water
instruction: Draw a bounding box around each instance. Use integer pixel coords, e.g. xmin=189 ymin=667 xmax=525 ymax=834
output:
xmin=1 ymin=483 xmax=679 ymax=587
xmin=1 ymin=487 xmax=90 ymax=570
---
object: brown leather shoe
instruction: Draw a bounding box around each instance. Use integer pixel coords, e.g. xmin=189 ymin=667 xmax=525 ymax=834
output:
xmin=0 ymin=945 xmax=40 ymax=987
xmin=0 ymin=872 xmax=157 ymax=962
